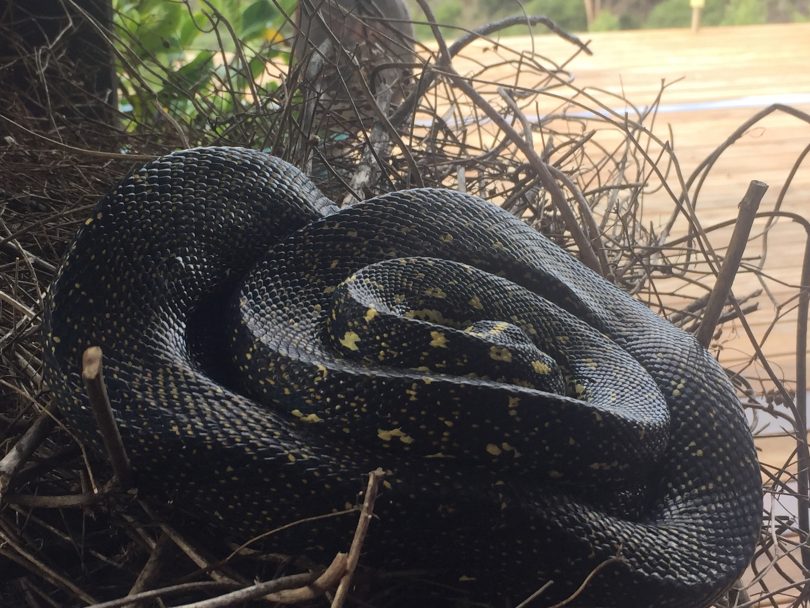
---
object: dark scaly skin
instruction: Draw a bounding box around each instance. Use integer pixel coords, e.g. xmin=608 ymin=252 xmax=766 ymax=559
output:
xmin=43 ymin=146 xmax=761 ymax=607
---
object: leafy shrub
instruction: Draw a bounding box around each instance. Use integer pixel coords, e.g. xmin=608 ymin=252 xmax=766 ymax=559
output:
xmin=645 ymin=0 xmax=726 ymax=28
xmin=523 ymin=0 xmax=588 ymax=32
xmin=114 ymin=0 xmax=294 ymax=132
xmin=590 ymin=9 xmax=621 ymax=30
xmin=413 ymin=1 xmax=464 ymax=40
xmin=721 ymin=0 xmax=768 ymax=24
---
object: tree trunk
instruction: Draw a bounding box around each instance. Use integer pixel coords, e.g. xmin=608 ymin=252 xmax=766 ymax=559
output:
xmin=583 ymin=0 xmax=595 ymax=26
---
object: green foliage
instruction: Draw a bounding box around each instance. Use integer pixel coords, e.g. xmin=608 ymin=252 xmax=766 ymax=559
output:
xmin=775 ymin=0 xmax=810 ymax=21
xmin=413 ymin=1 xmax=465 ymax=41
xmin=410 ymin=0 xmax=587 ymax=39
xmin=721 ymin=0 xmax=767 ymax=24
xmin=114 ymin=0 xmax=295 ymax=133
xmin=411 ymin=0 xmax=810 ymax=36
xmin=645 ymin=0 xmax=725 ymax=28
xmin=590 ymin=9 xmax=621 ymax=30
xmin=792 ymin=8 xmax=810 ymax=21
xmin=645 ymin=0 xmax=690 ymax=28
xmin=522 ymin=0 xmax=588 ymax=32
xmin=112 ymin=0 xmax=810 ymax=137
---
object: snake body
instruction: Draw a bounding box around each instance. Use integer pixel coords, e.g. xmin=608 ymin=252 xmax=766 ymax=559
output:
xmin=43 ymin=147 xmax=761 ymax=607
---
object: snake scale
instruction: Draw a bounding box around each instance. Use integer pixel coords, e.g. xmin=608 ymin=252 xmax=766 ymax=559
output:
xmin=43 ymin=147 xmax=761 ymax=607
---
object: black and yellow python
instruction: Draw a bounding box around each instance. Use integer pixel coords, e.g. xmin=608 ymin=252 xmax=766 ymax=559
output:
xmin=43 ymin=147 xmax=761 ymax=607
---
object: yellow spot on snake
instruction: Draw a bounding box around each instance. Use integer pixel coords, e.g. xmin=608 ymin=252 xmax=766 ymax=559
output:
xmin=406 ymin=309 xmax=446 ymax=323
xmin=532 ymin=360 xmax=551 ymax=374
xmin=291 ymin=409 xmax=323 ymax=423
xmin=469 ymin=295 xmax=483 ymax=310
xmin=364 ymin=308 xmax=378 ymax=322
xmin=430 ymin=331 xmax=448 ymax=348
xmin=486 ymin=443 xmax=502 ymax=456
xmin=287 ymin=453 xmax=297 ymax=463
xmin=440 ymin=233 xmax=454 ymax=242
xmin=52 ymin=335 xmax=61 ymax=344
xmin=548 ymin=470 xmax=563 ymax=479
xmin=489 ymin=346 xmax=512 ymax=362
xmin=340 ymin=331 xmax=360 ymax=351
xmin=377 ymin=428 xmax=414 ymax=444
xmin=329 ymin=259 xmax=339 ymax=268
xmin=507 ymin=396 xmax=520 ymax=408
xmin=424 ymin=287 xmax=446 ymax=298
xmin=84 ymin=217 xmax=93 ymax=225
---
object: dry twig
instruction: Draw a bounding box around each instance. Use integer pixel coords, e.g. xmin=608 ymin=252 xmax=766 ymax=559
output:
xmin=332 ymin=468 xmax=387 ymax=607
xmin=82 ymin=346 xmax=132 ymax=488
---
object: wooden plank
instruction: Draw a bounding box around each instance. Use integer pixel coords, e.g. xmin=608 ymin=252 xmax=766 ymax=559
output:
xmin=478 ymin=24 xmax=810 ymax=386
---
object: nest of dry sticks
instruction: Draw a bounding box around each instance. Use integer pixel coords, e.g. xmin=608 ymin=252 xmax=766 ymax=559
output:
xmin=0 ymin=1 xmax=809 ymax=606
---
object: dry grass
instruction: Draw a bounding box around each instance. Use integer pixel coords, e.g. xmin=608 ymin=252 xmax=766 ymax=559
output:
xmin=0 ymin=2 xmax=808 ymax=607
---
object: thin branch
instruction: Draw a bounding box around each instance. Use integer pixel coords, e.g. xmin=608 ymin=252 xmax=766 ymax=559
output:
xmin=83 ymin=582 xmax=234 ymax=608
xmin=173 ymin=553 xmax=347 ymax=608
xmin=414 ymin=0 xmax=604 ymax=275
xmin=332 ymin=468 xmax=386 ymax=607
xmin=2 ymin=491 xmax=106 ymax=508
xmin=0 ymin=405 xmax=57 ymax=497
xmin=696 ymin=180 xmax=767 ymax=347
xmin=82 ymin=346 xmax=132 ymax=488
xmin=0 ymin=529 xmax=98 ymax=604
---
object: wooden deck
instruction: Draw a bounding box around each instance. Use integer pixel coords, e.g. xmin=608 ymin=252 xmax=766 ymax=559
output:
xmin=497 ymin=24 xmax=810 ymax=604
xmin=471 ymin=23 xmax=810 ymax=399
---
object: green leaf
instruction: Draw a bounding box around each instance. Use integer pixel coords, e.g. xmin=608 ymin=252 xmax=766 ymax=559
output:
xmin=175 ymin=50 xmax=216 ymax=90
xmin=179 ymin=11 xmax=206 ymax=47
xmin=240 ymin=0 xmax=279 ymax=41
xmin=248 ymin=55 xmax=266 ymax=79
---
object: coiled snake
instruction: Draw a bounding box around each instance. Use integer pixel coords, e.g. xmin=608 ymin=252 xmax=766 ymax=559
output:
xmin=43 ymin=147 xmax=761 ymax=607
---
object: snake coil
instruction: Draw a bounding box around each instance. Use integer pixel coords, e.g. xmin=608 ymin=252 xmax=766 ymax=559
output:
xmin=44 ymin=147 xmax=761 ymax=607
